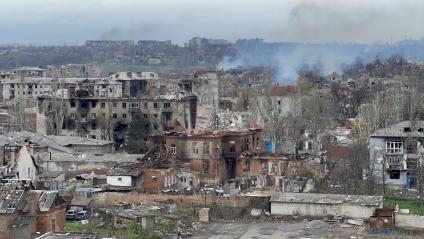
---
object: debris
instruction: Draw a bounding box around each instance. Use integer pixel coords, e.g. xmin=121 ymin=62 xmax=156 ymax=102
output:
xmin=346 ymin=219 xmax=364 ymax=226
xmin=250 ymin=208 xmax=262 ymax=217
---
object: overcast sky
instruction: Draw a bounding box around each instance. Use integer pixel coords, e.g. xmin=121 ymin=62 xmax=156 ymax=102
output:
xmin=1 ymin=0 xmax=423 ymax=45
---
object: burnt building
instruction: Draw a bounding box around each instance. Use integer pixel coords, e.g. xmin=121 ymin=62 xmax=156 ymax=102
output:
xmin=148 ymin=126 xmax=262 ymax=184
xmin=36 ymin=93 xmax=197 ymax=145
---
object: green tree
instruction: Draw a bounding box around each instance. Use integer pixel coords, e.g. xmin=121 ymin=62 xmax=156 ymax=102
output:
xmin=125 ymin=111 xmax=150 ymax=153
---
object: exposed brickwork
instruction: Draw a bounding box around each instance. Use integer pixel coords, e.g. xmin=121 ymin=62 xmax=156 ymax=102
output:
xmin=36 ymin=207 xmax=66 ymax=234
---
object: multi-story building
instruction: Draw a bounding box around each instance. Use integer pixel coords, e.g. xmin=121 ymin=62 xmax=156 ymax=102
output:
xmin=36 ymin=92 xmax=197 ymax=144
xmin=369 ymin=121 xmax=424 ymax=188
xmin=109 ymin=72 xmax=159 ymax=97
xmin=1 ymin=77 xmax=122 ymax=100
xmin=46 ymin=64 xmax=102 ymax=78
xmin=148 ymin=126 xmax=262 ymax=184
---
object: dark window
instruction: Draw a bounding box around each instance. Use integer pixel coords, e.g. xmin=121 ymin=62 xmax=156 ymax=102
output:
xmin=70 ymin=101 xmax=76 ymax=108
xmin=154 ymin=114 xmax=158 ymax=118
xmin=404 ymin=127 xmax=411 ymax=132
xmin=101 ymin=102 xmax=105 ymax=108
xmin=144 ymin=103 xmax=148 ymax=108
xmin=51 ymin=219 xmax=56 ymax=232
xmin=419 ymin=128 xmax=424 ymax=133
xmin=122 ymin=114 xmax=127 ymax=119
xmin=112 ymin=113 xmax=117 ymax=118
xmin=144 ymin=114 xmax=148 ymax=119
xmin=389 ymin=171 xmax=401 ymax=179
xmin=122 ymin=102 xmax=127 ymax=108
xmin=164 ymin=103 xmax=171 ymax=108
xmin=154 ymin=102 xmax=158 ymax=108
xmin=91 ymin=101 xmax=96 ymax=108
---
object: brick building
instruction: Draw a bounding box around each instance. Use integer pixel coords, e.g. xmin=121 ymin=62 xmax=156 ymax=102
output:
xmin=148 ymin=127 xmax=262 ymax=184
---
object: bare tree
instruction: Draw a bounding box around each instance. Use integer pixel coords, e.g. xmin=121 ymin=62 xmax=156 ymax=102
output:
xmin=44 ymin=96 xmax=67 ymax=135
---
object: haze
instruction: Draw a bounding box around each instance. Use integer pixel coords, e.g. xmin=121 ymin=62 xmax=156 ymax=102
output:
xmin=1 ymin=0 xmax=423 ymax=45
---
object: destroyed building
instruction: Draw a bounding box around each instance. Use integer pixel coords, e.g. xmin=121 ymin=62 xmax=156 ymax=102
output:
xmin=147 ymin=127 xmax=262 ymax=184
xmin=36 ymin=91 xmax=197 ymax=143
xmin=1 ymin=77 xmax=122 ymax=100
xmin=369 ymin=120 xmax=424 ymax=188
xmin=0 ymin=184 xmax=66 ymax=239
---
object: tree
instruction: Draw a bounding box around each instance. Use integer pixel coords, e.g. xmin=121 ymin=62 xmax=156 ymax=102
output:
xmin=125 ymin=110 xmax=150 ymax=153
xmin=45 ymin=96 xmax=66 ymax=135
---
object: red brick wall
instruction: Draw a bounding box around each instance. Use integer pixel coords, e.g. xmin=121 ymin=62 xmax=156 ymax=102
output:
xmin=0 ymin=214 xmax=16 ymax=239
xmin=142 ymin=169 xmax=176 ymax=193
xmin=36 ymin=207 xmax=66 ymax=234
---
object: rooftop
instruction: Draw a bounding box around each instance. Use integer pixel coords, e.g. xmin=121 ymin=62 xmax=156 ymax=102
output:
xmin=370 ymin=121 xmax=424 ymax=138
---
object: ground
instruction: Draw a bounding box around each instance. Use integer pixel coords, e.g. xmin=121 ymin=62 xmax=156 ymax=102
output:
xmin=189 ymin=221 xmax=422 ymax=239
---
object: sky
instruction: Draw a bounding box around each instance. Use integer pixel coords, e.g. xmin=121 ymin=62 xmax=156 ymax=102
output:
xmin=0 ymin=0 xmax=424 ymax=45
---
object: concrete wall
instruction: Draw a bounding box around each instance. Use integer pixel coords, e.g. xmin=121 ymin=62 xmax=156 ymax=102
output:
xmin=93 ymin=192 xmax=269 ymax=210
xmin=271 ymin=202 xmax=377 ymax=219
xmin=395 ymin=213 xmax=424 ymax=229
xmin=107 ymin=176 xmax=133 ymax=187
xmin=369 ymin=137 xmax=408 ymax=187
xmin=38 ymin=160 xmax=114 ymax=175
xmin=16 ymin=146 xmax=37 ymax=181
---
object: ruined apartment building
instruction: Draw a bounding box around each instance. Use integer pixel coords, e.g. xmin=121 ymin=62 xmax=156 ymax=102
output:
xmin=109 ymin=71 xmax=159 ymax=97
xmin=179 ymin=70 xmax=219 ymax=108
xmin=36 ymin=93 xmax=197 ymax=144
xmin=369 ymin=121 xmax=424 ymax=188
xmin=148 ymin=127 xmax=262 ymax=184
xmin=1 ymin=77 xmax=122 ymax=100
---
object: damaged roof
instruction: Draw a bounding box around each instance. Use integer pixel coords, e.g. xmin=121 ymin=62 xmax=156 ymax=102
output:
xmin=47 ymin=135 xmax=114 ymax=146
xmin=108 ymin=146 xmax=182 ymax=176
xmin=370 ymin=121 xmax=424 ymax=138
xmin=36 ymin=190 xmax=58 ymax=212
xmin=270 ymin=193 xmax=383 ymax=206
xmin=0 ymin=189 xmax=26 ymax=213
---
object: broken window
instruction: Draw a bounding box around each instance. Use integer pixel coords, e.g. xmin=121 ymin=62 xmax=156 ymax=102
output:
xmin=389 ymin=171 xmax=401 ymax=179
xmin=170 ymin=144 xmax=176 ymax=154
xmin=386 ymin=141 xmax=403 ymax=154
xmin=203 ymin=142 xmax=210 ymax=155
xmin=51 ymin=219 xmax=56 ymax=232
xmin=229 ymin=141 xmax=236 ymax=152
xmin=192 ymin=142 xmax=199 ymax=154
